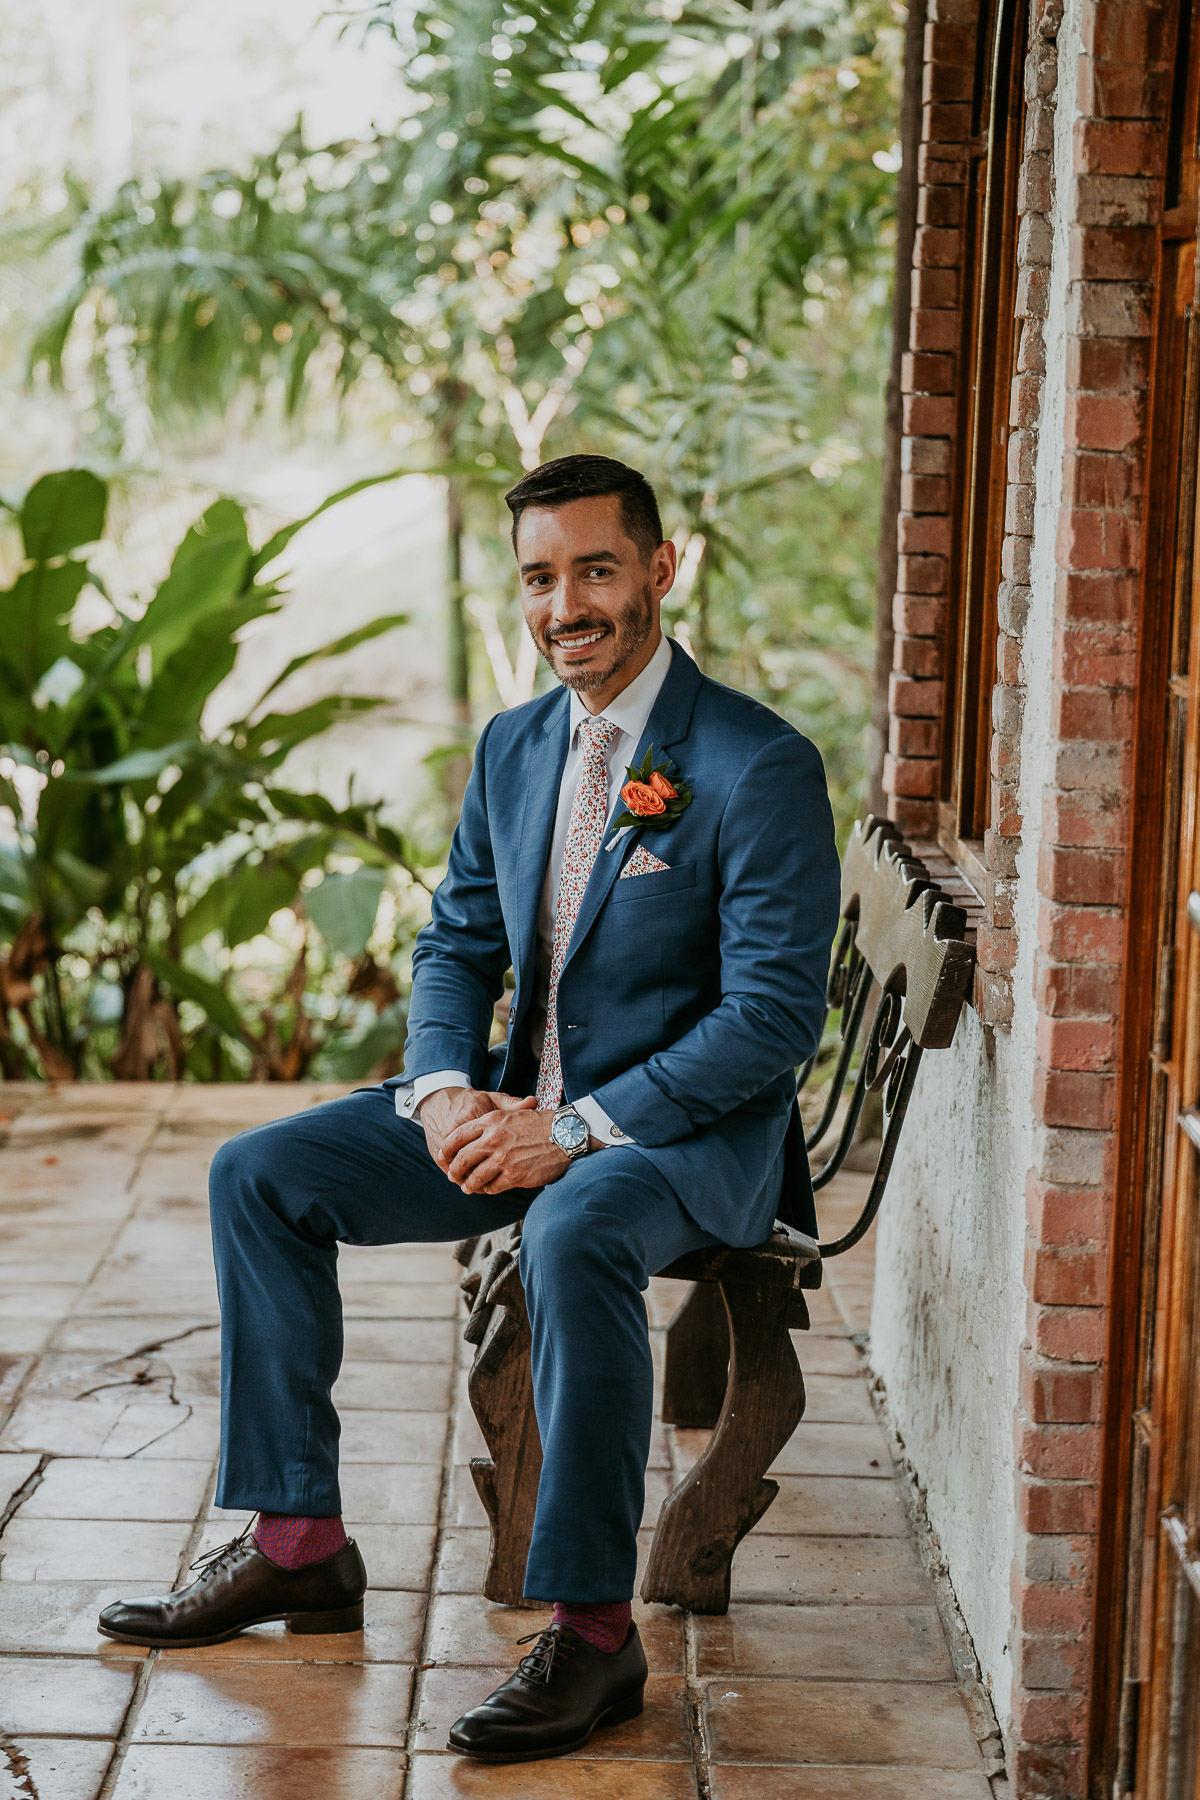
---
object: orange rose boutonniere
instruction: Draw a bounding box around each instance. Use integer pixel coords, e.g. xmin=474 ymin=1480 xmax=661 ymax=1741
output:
xmin=607 ymin=745 xmax=692 ymax=849
xmin=620 ymin=779 xmax=666 ymax=817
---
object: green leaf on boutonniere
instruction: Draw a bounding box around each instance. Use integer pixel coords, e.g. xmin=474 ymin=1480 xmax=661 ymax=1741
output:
xmin=609 ymin=743 xmax=693 ymax=834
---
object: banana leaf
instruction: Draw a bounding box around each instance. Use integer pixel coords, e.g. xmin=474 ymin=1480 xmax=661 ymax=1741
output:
xmin=19 ymin=468 xmax=107 ymax=562
xmin=305 ymin=868 xmax=388 ymax=960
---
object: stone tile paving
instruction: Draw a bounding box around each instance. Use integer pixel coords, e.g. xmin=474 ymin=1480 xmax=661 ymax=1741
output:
xmin=0 ymin=1084 xmax=996 ymax=1799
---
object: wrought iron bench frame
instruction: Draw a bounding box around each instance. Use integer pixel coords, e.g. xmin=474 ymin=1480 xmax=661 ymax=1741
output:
xmin=455 ymin=816 xmax=976 ymax=1614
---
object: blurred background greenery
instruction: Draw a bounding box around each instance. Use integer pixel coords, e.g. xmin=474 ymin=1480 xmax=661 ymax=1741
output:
xmin=0 ymin=0 xmax=901 ymax=1082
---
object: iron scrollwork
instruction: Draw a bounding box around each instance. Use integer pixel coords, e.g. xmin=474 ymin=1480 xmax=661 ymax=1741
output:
xmin=798 ymin=816 xmax=976 ymax=1259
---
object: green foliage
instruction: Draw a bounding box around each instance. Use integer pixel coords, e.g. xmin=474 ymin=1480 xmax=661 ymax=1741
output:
xmin=306 ymin=869 xmax=391 ymax=961
xmin=33 ymin=0 xmax=895 ymax=766
xmin=18 ymin=468 xmax=108 ymax=560
xmin=0 ymin=465 xmax=430 ymax=1081
xmin=143 ymin=948 xmax=248 ymax=1043
xmin=22 ymin=0 xmax=898 ymax=1030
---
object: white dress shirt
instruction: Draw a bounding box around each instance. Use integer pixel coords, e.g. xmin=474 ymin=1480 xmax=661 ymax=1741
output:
xmin=398 ymin=631 xmax=675 ymax=1148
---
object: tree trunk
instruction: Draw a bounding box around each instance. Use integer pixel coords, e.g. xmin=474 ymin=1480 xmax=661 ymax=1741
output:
xmin=867 ymin=0 xmax=927 ymax=817
xmin=446 ymin=473 xmax=470 ymax=725
xmin=694 ymin=549 xmax=712 ymax=667
xmin=2 ymin=916 xmax=76 ymax=1081
xmin=110 ymin=963 xmax=159 ymax=1080
xmin=442 ymin=471 xmax=474 ymax=811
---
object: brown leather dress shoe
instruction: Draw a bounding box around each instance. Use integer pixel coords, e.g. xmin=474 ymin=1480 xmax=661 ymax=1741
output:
xmin=447 ymin=1623 xmax=647 ymax=1762
xmin=97 ymin=1526 xmax=367 ymax=1648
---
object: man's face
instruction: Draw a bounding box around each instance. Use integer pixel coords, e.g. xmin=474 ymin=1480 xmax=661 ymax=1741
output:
xmin=516 ymin=493 xmax=675 ymax=694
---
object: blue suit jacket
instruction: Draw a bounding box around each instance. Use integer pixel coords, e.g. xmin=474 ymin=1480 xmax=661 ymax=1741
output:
xmin=395 ymin=644 xmax=840 ymax=1247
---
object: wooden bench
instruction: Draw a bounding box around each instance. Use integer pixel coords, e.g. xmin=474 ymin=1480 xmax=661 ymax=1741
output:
xmin=455 ymin=815 xmax=976 ymax=1614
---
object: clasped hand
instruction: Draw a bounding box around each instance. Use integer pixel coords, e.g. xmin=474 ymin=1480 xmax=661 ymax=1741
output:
xmin=419 ymin=1087 xmax=572 ymax=1195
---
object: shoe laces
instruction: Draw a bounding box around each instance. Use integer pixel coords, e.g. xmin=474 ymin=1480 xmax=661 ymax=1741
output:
xmin=516 ymin=1626 xmax=578 ymax=1685
xmin=189 ymin=1520 xmax=255 ymax=1581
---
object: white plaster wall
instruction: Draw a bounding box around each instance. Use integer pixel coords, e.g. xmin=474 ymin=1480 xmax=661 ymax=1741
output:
xmin=869 ymin=1005 xmax=1030 ymax=1729
xmin=868 ymin=0 xmax=1080 ymax=1743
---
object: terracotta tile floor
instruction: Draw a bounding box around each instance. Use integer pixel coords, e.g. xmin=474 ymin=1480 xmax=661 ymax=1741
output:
xmin=0 ymin=1084 xmax=996 ymax=1798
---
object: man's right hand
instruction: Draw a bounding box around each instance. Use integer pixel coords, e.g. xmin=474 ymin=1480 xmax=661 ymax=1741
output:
xmin=418 ymin=1087 xmax=499 ymax=1172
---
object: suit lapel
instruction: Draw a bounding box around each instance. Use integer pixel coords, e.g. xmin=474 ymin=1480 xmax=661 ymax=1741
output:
xmin=559 ymin=642 xmax=703 ymax=974
xmin=511 ymin=694 xmax=569 ymax=1005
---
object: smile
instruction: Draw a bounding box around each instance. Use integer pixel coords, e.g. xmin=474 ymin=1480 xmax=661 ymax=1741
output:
xmin=553 ymin=630 xmax=608 ymax=651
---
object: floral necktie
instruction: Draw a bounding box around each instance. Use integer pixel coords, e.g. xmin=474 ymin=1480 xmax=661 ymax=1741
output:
xmin=536 ymin=715 xmax=619 ymax=1111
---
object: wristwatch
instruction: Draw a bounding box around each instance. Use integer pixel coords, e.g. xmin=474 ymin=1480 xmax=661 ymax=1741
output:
xmin=550 ymin=1103 xmax=591 ymax=1161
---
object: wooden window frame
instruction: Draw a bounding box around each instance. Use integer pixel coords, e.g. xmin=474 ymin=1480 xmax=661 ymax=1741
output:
xmin=939 ymin=0 xmax=1028 ymax=875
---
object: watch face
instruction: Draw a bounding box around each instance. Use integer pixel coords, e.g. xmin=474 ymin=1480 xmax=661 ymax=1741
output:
xmin=553 ymin=1111 xmax=589 ymax=1152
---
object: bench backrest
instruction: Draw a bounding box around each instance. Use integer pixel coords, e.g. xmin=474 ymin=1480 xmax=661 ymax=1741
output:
xmin=803 ymin=815 xmax=975 ymax=1257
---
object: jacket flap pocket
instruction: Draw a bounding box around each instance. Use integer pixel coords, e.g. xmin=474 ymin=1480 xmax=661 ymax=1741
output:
xmin=610 ymin=860 xmax=697 ymax=902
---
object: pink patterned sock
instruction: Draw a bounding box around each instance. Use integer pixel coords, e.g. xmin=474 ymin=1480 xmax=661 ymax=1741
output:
xmin=552 ymin=1599 xmax=633 ymax=1653
xmin=253 ymin=1514 xmax=348 ymax=1570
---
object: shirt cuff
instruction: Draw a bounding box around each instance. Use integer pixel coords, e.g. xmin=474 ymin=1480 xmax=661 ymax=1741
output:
xmin=574 ymin=1093 xmax=636 ymax=1149
xmin=395 ymin=1071 xmax=472 ymax=1120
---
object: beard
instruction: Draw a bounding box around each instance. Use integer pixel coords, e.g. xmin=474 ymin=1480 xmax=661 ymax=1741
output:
xmin=538 ymin=583 xmax=655 ymax=692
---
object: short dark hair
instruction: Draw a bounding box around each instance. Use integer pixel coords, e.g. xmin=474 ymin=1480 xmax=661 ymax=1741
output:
xmin=505 ymin=454 xmax=664 ymax=563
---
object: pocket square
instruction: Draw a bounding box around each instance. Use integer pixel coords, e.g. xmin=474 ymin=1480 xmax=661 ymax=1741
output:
xmin=620 ymin=846 xmax=671 ymax=879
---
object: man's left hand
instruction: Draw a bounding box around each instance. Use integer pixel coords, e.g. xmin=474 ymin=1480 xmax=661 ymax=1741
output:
xmin=442 ymin=1095 xmax=573 ymax=1195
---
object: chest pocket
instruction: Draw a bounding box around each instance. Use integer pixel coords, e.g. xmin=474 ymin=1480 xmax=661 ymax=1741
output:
xmin=610 ymin=860 xmax=697 ymax=903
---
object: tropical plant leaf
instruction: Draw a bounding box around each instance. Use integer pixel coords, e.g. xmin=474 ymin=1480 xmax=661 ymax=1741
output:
xmin=324 ymin=998 xmax=408 ymax=1080
xmin=181 ymin=859 xmax=299 ymax=949
xmin=19 ymin=469 xmax=107 ymax=562
xmin=265 ymin=788 xmax=342 ymax=826
xmin=50 ymin=849 xmax=111 ymax=909
xmin=143 ymin=950 xmax=248 ymax=1042
xmin=0 ymin=455 xmax=435 ymax=1079
xmin=225 ymin=863 xmax=304 ymax=948
xmin=0 ymin=848 xmax=30 ymax=929
xmin=249 ymin=472 xmax=408 ymax=575
xmin=238 ymin=695 xmax=385 ymax=760
xmin=305 ymin=867 xmax=388 ymax=959
xmin=139 ymin=592 xmax=281 ymax=736
xmin=130 ymin=524 xmax=253 ymax=673
xmin=0 ymin=561 xmax=91 ymax=692
xmin=173 ymin=498 xmax=248 ymax=567
xmin=69 ymin=741 xmax=194 ymax=785
xmin=251 ymin=614 xmax=410 ymax=709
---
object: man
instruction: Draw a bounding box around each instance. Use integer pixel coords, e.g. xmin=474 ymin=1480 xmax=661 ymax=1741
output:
xmin=97 ymin=454 xmax=840 ymax=1763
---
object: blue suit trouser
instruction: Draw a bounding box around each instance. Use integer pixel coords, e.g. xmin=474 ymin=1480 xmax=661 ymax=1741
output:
xmin=208 ymin=1084 xmax=717 ymax=1601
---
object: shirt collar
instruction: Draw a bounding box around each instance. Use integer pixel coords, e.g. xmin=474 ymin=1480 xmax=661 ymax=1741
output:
xmin=566 ymin=632 xmax=674 ymax=747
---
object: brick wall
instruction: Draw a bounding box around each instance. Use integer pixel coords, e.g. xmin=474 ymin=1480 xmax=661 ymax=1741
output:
xmin=881 ymin=0 xmax=1174 ymax=1793
xmin=1010 ymin=2 xmax=1172 ymax=1792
